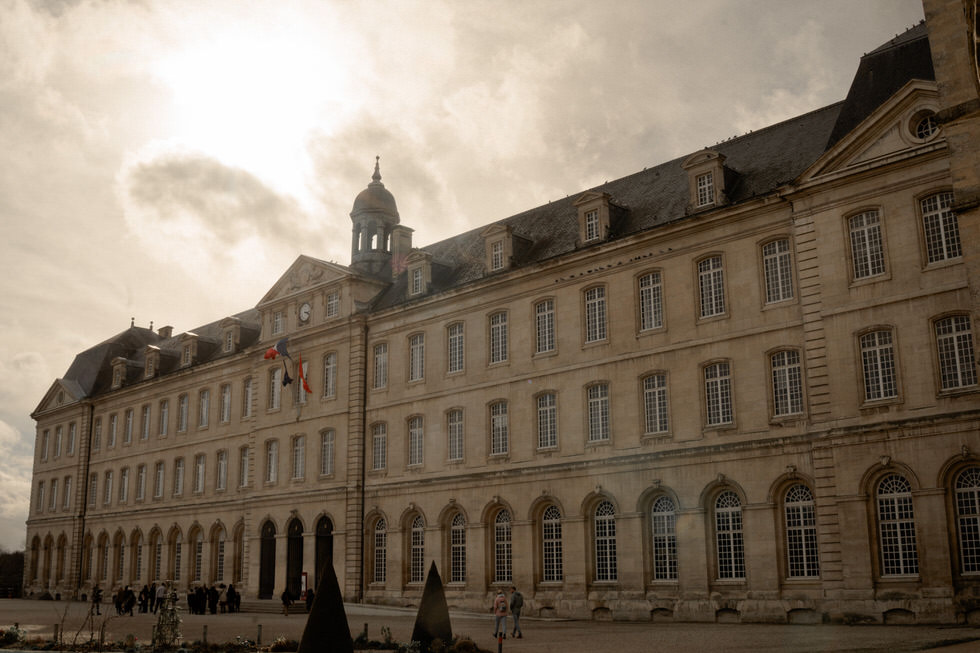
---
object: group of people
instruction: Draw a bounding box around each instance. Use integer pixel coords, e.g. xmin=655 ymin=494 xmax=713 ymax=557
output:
xmin=492 ymin=586 xmax=524 ymax=640
xmin=186 ymin=583 xmax=241 ymax=614
xmin=279 ymin=587 xmax=315 ymax=616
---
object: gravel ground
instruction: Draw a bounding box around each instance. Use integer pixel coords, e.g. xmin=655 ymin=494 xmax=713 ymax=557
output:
xmin=3 ymin=599 xmax=980 ymax=652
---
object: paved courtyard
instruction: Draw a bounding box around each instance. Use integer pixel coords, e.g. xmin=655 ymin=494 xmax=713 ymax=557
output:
xmin=3 ymin=599 xmax=980 ymax=652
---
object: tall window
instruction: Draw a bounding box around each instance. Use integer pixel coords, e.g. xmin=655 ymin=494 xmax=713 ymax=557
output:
xmin=54 ymin=426 xmax=63 ymax=457
xmin=877 ymin=474 xmax=918 ymax=576
xmin=265 ymin=440 xmax=278 ymax=483
xmin=135 ymin=465 xmax=146 ymax=501
xmin=173 ymin=540 xmax=182 ymax=582
xmin=173 ymin=458 xmax=184 ymax=496
xmin=535 ymin=299 xmax=556 ymax=354
xmin=92 ymin=419 xmax=102 ymax=452
xmin=638 ymin=271 xmax=664 ymax=331
xmin=242 ymin=378 xmax=253 ymax=418
xmin=408 ymin=417 xmax=424 ymax=467
xmin=447 ymin=410 xmax=464 ymax=462
xmin=123 ymin=409 xmax=133 ymax=444
xmin=141 ymin=405 xmax=151 ymax=440
xmin=409 ymin=334 xmax=425 ymax=382
xmin=698 ymin=256 xmax=725 ymax=318
xmin=177 ymin=396 xmax=188 ymax=432
xmin=154 ymin=462 xmax=164 ymax=498
xmin=494 ymin=510 xmax=512 ymax=583
xmin=771 ymin=350 xmax=803 ymax=416
xmin=651 ymin=496 xmax=677 ymax=581
xmin=955 ymin=467 xmax=980 ymax=573
xmin=696 ymin=172 xmax=714 ymax=207
xmin=785 ymin=484 xmax=820 ymax=578
xmin=584 ymin=209 xmax=600 ymax=241
xmin=49 ymin=478 xmax=58 ymax=510
xmin=88 ymin=474 xmax=97 ymax=507
xmin=587 ymin=384 xmax=610 ymax=443
xmin=584 ymin=286 xmax=607 ymax=343
xmin=373 ymin=343 xmax=388 ymax=389
xmin=849 ymin=210 xmax=885 ymax=279
xmin=372 ymin=423 xmax=387 ymax=470
xmin=272 ymin=310 xmax=283 ymax=335
xmin=447 ymin=323 xmax=464 ymax=373
xmin=109 ymin=414 xmax=118 ymax=446
xmin=715 ymin=491 xmax=745 ymax=579
xmin=216 ymin=450 xmax=228 ymax=490
xmin=198 ymin=389 xmax=209 ymax=427
xmin=373 ymin=519 xmax=387 ymax=583
xmin=220 ymin=385 xmax=231 ymax=423
xmin=921 ymin=192 xmax=960 ymax=263
xmin=62 ymin=476 xmax=72 ymax=510
xmin=594 ymin=501 xmax=617 ymax=581
xmin=320 ymin=430 xmax=335 ymax=476
xmin=67 ymin=423 xmax=76 ymax=454
xmin=292 ymin=435 xmax=305 ymax=479
xmin=490 ymin=401 xmax=508 ymax=455
xmin=450 ymin=513 xmax=466 ymax=583
xmin=704 ymin=362 xmax=733 ymax=426
xmin=35 ymin=481 xmax=44 ymax=511
xmin=193 ymin=531 xmax=204 ymax=582
xmin=411 ymin=266 xmax=424 ymax=295
xmin=542 ymin=505 xmax=563 ymax=582
xmin=537 ymin=393 xmax=557 ymax=449
xmin=489 ymin=312 xmax=508 ymax=364
xmin=326 ymin=291 xmax=340 ymax=318
xmin=643 ymin=374 xmax=669 ymax=435
xmin=239 ymin=446 xmax=249 ymax=488
xmin=103 ymin=471 xmax=113 ymax=505
xmin=763 ymin=239 xmax=794 ymax=303
xmin=410 ymin=515 xmax=425 ymax=583
xmin=159 ymin=400 xmax=169 ymax=436
xmin=861 ymin=331 xmax=897 ymax=401
xmin=490 ymin=240 xmax=505 ymax=271
xmin=936 ymin=315 xmax=977 ymax=390
xmin=193 ymin=454 xmax=205 ymax=493
xmin=323 ymin=353 xmax=337 ymax=398
xmin=268 ymin=367 xmax=282 ymax=410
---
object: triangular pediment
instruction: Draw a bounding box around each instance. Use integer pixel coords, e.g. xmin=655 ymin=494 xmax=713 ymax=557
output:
xmin=258 ymin=256 xmax=353 ymax=307
xmin=572 ymin=190 xmax=611 ymax=207
xmin=32 ymin=378 xmax=85 ymax=417
xmin=800 ymin=80 xmax=942 ymax=183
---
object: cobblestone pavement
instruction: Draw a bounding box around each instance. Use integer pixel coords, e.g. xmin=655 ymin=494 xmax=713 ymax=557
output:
xmin=3 ymin=599 xmax=980 ymax=652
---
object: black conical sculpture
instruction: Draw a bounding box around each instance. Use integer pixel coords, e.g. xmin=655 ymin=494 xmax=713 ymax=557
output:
xmin=410 ymin=562 xmax=453 ymax=652
xmin=297 ymin=560 xmax=353 ymax=653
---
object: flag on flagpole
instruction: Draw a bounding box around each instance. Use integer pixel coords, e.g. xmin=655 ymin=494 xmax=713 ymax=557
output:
xmin=276 ymin=337 xmax=292 ymax=360
xmin=281 ymin=360 xmax=293 ymax=386
xmin=298 ymin=354 xmax=312 ymax=394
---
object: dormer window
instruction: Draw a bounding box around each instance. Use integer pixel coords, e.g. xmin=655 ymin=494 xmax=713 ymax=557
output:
xmin=573 ymin=191 xmax=613 ymax=246
xmin=179 ymin=333 xmax=199 ymax=368
xmin=144 ymin=347 xmax=160 ymax=379
xmin=411 ymin=267 xmax=424 ymax=295
xmin=219 ymin=317 xmax=241 ymax=354
xmin=490 ymin=241 xmax=505 ymax=271
xmin=481 ymin=223 xmax=528 ymax=273
xmin=696 ymin=172 xmax=714 ymax=208
xmin=111 ymin=357 xmax=127 ymax=389
xmin=406 ymin=250 xmax=432 ymax=297
xmin=224 ymin=330 xmax=234 ymax=353
xmin=272 ymin=311 xmax=284 ymax=335
xmin=326 ymin=291 xmax=340 ymax=318
xmin=182 ymin=345 xmax=192 ymax=366
xmin=112 ymin=367 xmax=122 ymax=389
xmin=682 ymin=149 xmax=732 ymax=212
xmin=584 ymin=209 xmax=600 ymax=242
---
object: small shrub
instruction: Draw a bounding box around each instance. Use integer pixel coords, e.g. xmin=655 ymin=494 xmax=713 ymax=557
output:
xmin=269 ymin=636 xmax=299 ymax=652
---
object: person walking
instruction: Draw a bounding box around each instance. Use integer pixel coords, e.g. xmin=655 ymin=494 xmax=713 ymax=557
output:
xmin=509 ymin=586 xmax=524 ymax=638
xmin=155 ymin=582 xmax=166 ymax=613
xmin=492 ymin=589 xmax=508 ymax=640
xmin=91 ymin=584 xmax=102 ymax=615
xmin=280 ymin=588 xmax=293 ymax=616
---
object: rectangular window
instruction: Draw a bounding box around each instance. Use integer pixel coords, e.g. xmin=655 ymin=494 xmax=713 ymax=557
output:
xmin=173 ymin=459 xmax=184 ymax=496
xmin=242 ymin=378 xmax=253 ymax=417
xmin=447 ymin=410 xmax=464 ymax=462
xmin=159 ymin=400 xmax=169 ymax=436
xmin=704 ymin=362 xmax=734 ymax=426
xmin=785 ymin=485 xmax=820 ymax=578
xmin=771 ymin=351 xmax=804 ymax=416
xmin=177 ymin=396 xmax=188 ymax=432
xmin=490 ymin=402 xmax=508 ymax=455
xmin=849 ymin=210 xmax=885 ymax=279
xmin=62 ymin=476 xmax=72 ymax=510
xmin=411 ymin=267 xmax=424 ymax=295
xmin=182 ymin=344 xmax=192 ymax=366
xmin=49 ymin=478 xmax=57 ymax=511
xmin=216 ymin=450 xmax=228 ymax=490
xmin=123 ymin=409 xmax=133 ymax=444
xmin=696 ymin=172 xmax=714 ymax=207
xmin=40 ymin=430 xmax=49 ymax=460
xmin=372 ymin=423 xmax=387 ymax=470
xmin=67 ymin=423 xmax=76 ymax=455
xmin=638 ymin=272 xmax=664 ymax=331
xmin=763 ymin=239 xmax=794 ymax=303
xmin=584 ymin=209 xmax=600 ymax=241
xmin=643 ymin=374 xmax=669 ymax=434
xmin=861 ymin=331 xmax=897 ymax=401
xmin=373 ymin=343 xmax=388 ymax=389
xmin=326 ymin=291 xmax=340 ymax=318
xmin=224 ymin=330 xmax=234 ymax=353
xmin=220 ymin=384 xmax=231 ymax=422
xmin=92 ymin=419 xmax=102 ymax=452
xmin=141 ymin=405 xmax=150 ymax=440
xmin=54 ymin=426 xmax=62 ymax=457
xmin=109 ymin=414 xmax=117 ymax=447
xmin=239 ymin=446 xmax=249 ymax=487
xmin=154 ymin=462 xmax=164 ymax=498
xmin=489 ymin=312 xmax=508 ymax=363
xmin=584 ymin=287 xmax=607 ymax=343
xmin=447 ymin=323 xmax=464 ymax=373
xmin=323 ymin=353 xmax=337 ymax=398
xmin=118 ymin=468 xmax=128 ymax=503
xmin=409 ymin=334 xmax=425 ymax=382
xmin=268 ymin=368 xmax=282 ymax=410
xmin=272 ymin=310 xmax=283 ymax=335
xmin=103 ymin=471 xmax=113 ymax=505
xmin=193 ymin=454 xmax=205 ymax=493
xmin=587 ymin=384 xmax=610 ymax=442
xmin=265 ymin=440 xmax=278 ymax=483
xmin=922 ymin=192 xmax=961 ymax=263
xmin=88 ymin=474 xmax=97 ymax=508
xmin=537 ymin=393 xmax=557 ymax=449
xmin=198 ymin=389 xmax=210 ymax=427
xmin=535 ymin=299 xmax=555 ymax=354
xmin=408 ymin=417 xmax=423 ymax=467
xmin=490 ymin=240 xmax=504 ymax=270
xmin=698 ymin=257 xmax=725 ymax=318
xmin=320 ymin=430 xmax=335 ymax=476
xmin=937 ymin=315 xmax=977 ymax=390
xmin=136 ymin=465 xmax=146 ymax=500
xmin=292 ymin=436 xmax=305 ymax=479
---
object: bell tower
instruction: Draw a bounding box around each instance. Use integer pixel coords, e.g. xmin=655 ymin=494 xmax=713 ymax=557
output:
xmin=350 ymin=157 xmax=401 ymax=277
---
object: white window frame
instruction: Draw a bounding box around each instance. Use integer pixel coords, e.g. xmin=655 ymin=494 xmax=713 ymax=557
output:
xmin=447 ymin=409 xmax=464 ymax=463
xmin=292 ymin=435 xmax=305 ymax=479
xmin=326 ymin=291 xmax=340 ymax=318
xmin=695 ymin=172 xmax=714 ymax=207
xmin=537 ymin=393 xmax=557 ymax=450
xmin=489 ymin=311 xmax=508 ymax=364
xmin=651 ymin=496 xmax=677 ymax=581
xmin=584 ymin=286 xmax=607 ymax=343
xmin=762 ymin=239 xmax=794 ymax=304
xmin=373 ymin=343 xmax=388 ymax=389
xmin=849 ymin=210 xmax=886 ymax=280
xmin=715 ymin=491 xmax=745 ymax=579
xmin=594 ymin=501 xmax=617 ymax=581
xmin=922 ymin=191 xmax=960 ymax=264
xmin=785 ymin=484 xmax=820 ymax=578
xmin=587 ymin=384 xmax=610 ymax=443
xmin=409 ymin=334 xmax=425 ymax=382
xmin=490 ymin=401 xmax=508 ymax=456
xmin=372 ymin=423 xmax=387 ymax=471
xmin=542 ymin=505 xmax=563 ymax=582
xmin=408 ymin=416 xmax=423 ymax=467
xmin=220 ymin=384 xmax=231 ymax=423
xmin=320 ymin=430 xmax=335 ymax=476
xmin=265 ymin=440 xmax=278 ymax=483
xmin=877 ymin=474 xmax=919 ymax=576
xmin=323 ymin=352 xmax=337 ymax=398
xmin=771 ymin=350 xmax=803 ymax=416
xmin=936 ymin=315 xmax=977 ymax=390
xmin=698 ymin=256 xmax=725 ymax=318
xmin=704 ymin=362 xmax=734 ymax=426
xmin=638 ymin=271 xmax=664 ymax=331
xmin=447 ymin=323 xmax=464 ymax=373
xmin=535 ymin=299 xmax=555 ymax=354
xmin=494 ymin=510 xmax=513 ymax=583
xmin=643 ymin=374 xmax=669 ymax=435
xmin=860 ymin=330 xmax=897 ymax=401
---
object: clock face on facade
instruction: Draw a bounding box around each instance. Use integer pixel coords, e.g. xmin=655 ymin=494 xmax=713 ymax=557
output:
xmin=299 ymin=302 xmax=311 ymax=323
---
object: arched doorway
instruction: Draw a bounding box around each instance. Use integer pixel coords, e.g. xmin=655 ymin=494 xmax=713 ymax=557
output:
xmin=258 ymin=520 xmax=276 ymax=599
xmin=286 ymin=518 xmax=303 ymax=599
xmin=315 ymin=516 xmax=333 ymax=588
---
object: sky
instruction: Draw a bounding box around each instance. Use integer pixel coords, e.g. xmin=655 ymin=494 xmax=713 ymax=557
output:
xmin=0 ymin=0 xmax=926 ymax=552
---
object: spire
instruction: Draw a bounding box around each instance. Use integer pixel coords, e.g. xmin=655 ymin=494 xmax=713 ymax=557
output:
xmin=372 ymin=155 xmax=381 ymax=184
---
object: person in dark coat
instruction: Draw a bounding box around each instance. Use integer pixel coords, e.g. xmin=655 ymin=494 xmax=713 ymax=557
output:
xmin=281 ymin=588 xmax=293 ymax=615
xmin=207 ymin=585 xmax=219 ymax=614
xmin=226 ymin=584 xmax=239 ymax=613
xmin=138 ymin=585 xmax=149 ymax=613
xmin=91 ymin=584 xmax=103 ymax=615
xmin=195 ymin=585 xmax=207 ymax=614
xmin=123 ymin=586 xmax=136 ymax=616
xmin=305 ymin=588 xmax=315 ymax=613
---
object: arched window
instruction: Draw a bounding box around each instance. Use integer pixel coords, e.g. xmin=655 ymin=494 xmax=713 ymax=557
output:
xmin=133 ymin=533 xmax=144 ymax=582
xmin=410 ymin=515 xmax=425 ymax=583
xmin=785 ymin=484 xmax=819 ymax=578
xmin=651 ymin=496 xmax=677 ymax=581
xmin=594 ymin=501 xmax=617 ymax=581
xmin=956 ymin=467 xmax=980 ymax=574
xmin=715 ymin=491 xmax=744 ymax=580
xmin=877 ymin=474 xmax=918 ymax=576
xmin=542 ymin=505 xmax=563 ymax=582
xmin=494 ymin=510 xmax=512 ymax=583
xmin=450 ymin=513 xmax=466 ymax=584
xmin=373 ymin=519 xmax=387 ymax=584
xmin=193 ymin=530 xmax=204 ymax=582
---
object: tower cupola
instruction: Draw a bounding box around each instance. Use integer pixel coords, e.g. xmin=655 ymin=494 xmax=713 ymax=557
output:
xmin=350 ymin=157 xmax=401 ymax=277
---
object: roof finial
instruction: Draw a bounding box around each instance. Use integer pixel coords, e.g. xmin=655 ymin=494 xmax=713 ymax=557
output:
xmin=372 ymin=155 xmax=381 ymax=183
xmin=131 ymin=317 xmax=135 ymax=328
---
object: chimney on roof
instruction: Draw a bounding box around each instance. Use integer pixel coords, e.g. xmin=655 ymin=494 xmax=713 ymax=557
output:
xmin=158 ymin=325 xmax=174 ymax=339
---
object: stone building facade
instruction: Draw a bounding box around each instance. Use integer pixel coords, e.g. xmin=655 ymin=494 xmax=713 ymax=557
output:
xmin=24 ymin=0 xmax=980 ymax=624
